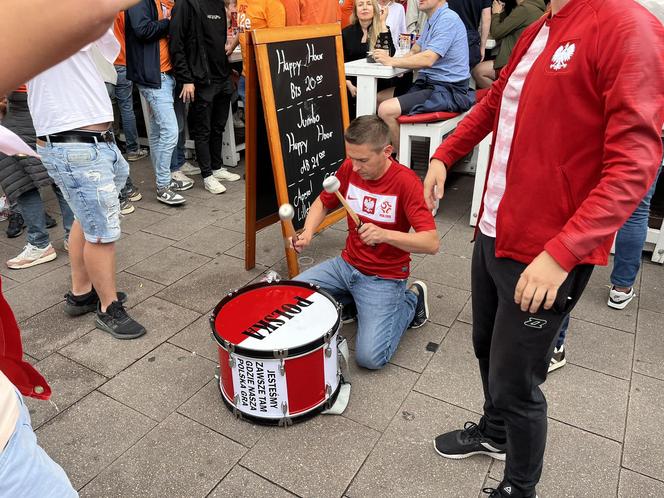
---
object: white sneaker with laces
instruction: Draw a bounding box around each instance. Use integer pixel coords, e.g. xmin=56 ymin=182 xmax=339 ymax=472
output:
xmin=212 ymin=168 xmax=241 ymax=182
xmin=179 ymin=161 xmax=201 ymax=175
xmin=607 ymin=286 xmax=635 ymax=310
xmin=204 ymin=176 xmax=227 ymax=194
xmin=7 ymin=243 xmax=57 ymax=269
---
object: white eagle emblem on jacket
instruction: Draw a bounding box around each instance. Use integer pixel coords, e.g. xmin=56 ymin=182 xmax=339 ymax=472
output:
xmin=550 ymin=43 xmax=576 ymax=71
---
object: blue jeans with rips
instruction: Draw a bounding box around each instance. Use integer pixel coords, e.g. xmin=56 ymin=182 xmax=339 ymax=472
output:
xmin=37 ymin=140 xmax=128 ymax=243
xmin=138 ymin=73 xmax=178 ymax=188
xmin=295 ymin=256 xmax=417 ymax=369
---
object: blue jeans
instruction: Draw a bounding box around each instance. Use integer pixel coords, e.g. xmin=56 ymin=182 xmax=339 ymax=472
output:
xmin=557 ymin=158 xmax=663 ymax=348
xmin=0 ymin=389 xmax=78 ymax=497
xmin=170 ymin=85 xmax=186 ymax=172
xmin=37 ymin=140 xmax=128 ymax=243
xmin=114 ymin=65 xmax=140 ymax=153
xmin=138 ymin=74 xmax=178 ymax=188
xmin=15 ymin=186 xmax=74 ymax=248
xmin=295 ymin=256 xmax=417 ymax=369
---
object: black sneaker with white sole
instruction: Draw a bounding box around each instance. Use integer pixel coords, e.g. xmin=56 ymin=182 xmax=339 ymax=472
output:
xmin=548 ymin=344 xmax=566 ymax=373
xmin=483 ymin=482 xmax=538 ymax=498
xmin=156 ymin=187 xmax=186 ymax=205
xmin=408 ymin=280 xmax=429 ymax=328
xmin=434 ymin=421 xmax=506 ymax=461
xmin=64 ymin=288 xmax=127 ymax=316
xmin=96 ymin=301 xmax=146 ymax=339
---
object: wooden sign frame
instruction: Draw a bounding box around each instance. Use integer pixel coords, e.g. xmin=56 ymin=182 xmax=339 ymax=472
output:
xmin=244 ymin=31 xmax=279 ymax=274
xmin=252 ymin=24 xmax=350 ymax=278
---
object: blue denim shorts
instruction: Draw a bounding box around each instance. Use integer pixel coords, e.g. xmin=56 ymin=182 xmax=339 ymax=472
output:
xmin=0 ymin=390 xmax=78 ymax=497
xmin=37 ymin=140 xmax=128 ymax=243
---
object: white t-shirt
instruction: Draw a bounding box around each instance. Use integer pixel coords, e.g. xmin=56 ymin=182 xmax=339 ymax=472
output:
xmin=384 ymin=2 xmax=408 ymax=49
xmin=28 ymin=29 xmax=119 ymax=136
xmin=479 ymin=24 xmax=550 ymax=237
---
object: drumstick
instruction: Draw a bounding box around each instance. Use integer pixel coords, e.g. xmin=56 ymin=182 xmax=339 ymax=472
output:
xmin=278 ymin=203 xmax=298 ymax=249
xmin=322 ymin=176 xmax=362 ymax=227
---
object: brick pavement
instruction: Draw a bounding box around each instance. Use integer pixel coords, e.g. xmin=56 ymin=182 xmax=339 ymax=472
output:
xmin=3 ymin=158 xmax=664 ymax=497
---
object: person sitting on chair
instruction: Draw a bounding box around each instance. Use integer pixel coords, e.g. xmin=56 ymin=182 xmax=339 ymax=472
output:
xmin=294 ymin=115 xmax=439 ymax=370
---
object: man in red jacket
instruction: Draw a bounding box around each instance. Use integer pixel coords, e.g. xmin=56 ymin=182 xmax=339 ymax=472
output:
xmin=425 ymin=0 xmax=664 ymax=496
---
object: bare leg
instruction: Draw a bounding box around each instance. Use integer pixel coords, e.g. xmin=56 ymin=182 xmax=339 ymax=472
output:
xmin=376 ymin=87 xmax=395 ymax=107
xmin=473 ymin=61 xmax=497 ymax=89
xmin=83 ymin=241 xmax=117 ymax=312
xmin=69 ymin=221 xmax=92 ymax=295
xmin=378 ymin=97 xmax=403 ymax=152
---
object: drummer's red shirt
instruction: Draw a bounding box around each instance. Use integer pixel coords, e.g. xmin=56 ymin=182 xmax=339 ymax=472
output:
xmin=320 ymin=158 xmax=436 ymax=279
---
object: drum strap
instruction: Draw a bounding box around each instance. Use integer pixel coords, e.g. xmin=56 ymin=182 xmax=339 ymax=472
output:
xmin=322 ymin=337 xmax=352 ymax=415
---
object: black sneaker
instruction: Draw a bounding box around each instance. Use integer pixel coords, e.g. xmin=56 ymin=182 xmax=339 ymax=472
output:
xmin=96 ymin=300 xmax=146 ymax=339
xmin=483 ymin=482 xmax=538 ymax=498
xmin=64 ymin=288 xmax=127 ymax=317
xmin=408 ymin=280 xmax=429 ymax=328
xmin=45 ymin=212 xmax=57 ymax=229
xmin=341 ymin=301 xmax=357 ymax=323
xmin=6 ymin=212 xmax=25 ymax=238
xmin=434 ymin=421 xmax=506 ymax=461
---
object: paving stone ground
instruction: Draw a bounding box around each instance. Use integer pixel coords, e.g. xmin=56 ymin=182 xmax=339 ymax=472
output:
xmin=4 ymin=157 xmax=664 ymax=498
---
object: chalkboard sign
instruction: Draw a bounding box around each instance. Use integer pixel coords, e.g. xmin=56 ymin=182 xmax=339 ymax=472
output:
xmin=266 ymin=37 xmax=347 ymax=228
xmin=253 ymin=24 xmax=349 ymax=276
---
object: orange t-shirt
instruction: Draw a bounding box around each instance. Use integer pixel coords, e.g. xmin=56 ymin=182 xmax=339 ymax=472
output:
xmin=113 ymin=12 xmax=127 ymax=66
xmin=237 ymin=0 xmax=286 ymax=65
xmin=340 ymin=0 xmax=354 ymax=28
xmin=155 ymin=0 xmax=173 ymax=73
xmin=280 ymin=0 xmax=301 ymax=26
xmin=299 ymin=0 xmax=341 ymax=25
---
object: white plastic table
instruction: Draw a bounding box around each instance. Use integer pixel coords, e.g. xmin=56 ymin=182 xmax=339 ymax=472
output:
xmin=344 ymin=58 xmax=411 ymax=117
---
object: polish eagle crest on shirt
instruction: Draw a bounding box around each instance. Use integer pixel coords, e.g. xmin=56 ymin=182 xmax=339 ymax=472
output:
xmin=550 ymin=42 xmax=576 ymax=71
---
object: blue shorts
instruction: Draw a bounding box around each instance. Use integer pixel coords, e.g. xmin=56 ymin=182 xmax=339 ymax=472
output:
xmin=0 ymin=390 xmax=78 ymax=497
xmin=37 ymin=140 xmax=128 ymax=243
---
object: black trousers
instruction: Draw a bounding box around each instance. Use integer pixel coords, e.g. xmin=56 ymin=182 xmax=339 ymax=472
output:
xmin=188 ymin=79 xmax=233 ymax=178
xmin=472 ymin=233 xmax=593 ymax=494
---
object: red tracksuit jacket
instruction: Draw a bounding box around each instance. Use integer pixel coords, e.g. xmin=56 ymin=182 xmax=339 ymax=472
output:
xmin=432 ymin=0 xmax=664 ymax=272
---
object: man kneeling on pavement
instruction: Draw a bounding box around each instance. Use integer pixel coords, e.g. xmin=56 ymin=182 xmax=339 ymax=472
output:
xmin=294 ymin=116 xmax=438 ymax=369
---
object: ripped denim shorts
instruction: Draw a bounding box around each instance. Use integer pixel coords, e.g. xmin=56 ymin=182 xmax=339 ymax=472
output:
xmin=37 ymin=141 xmax=129 ymax=243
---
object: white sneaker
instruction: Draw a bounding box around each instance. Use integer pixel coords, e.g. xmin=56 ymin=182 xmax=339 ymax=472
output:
xmin=212 ymin=168 xmax=241 ymax=182
xmin=179 ymin=161 xmax=201 ymax=175
xmin=7 ymin=243 xmax=57 ymax=269
xmin=204 ymin=176 xmax=227 ymax=194
xmin=170 ymin=170 xmax=194 ymax=191
xmin=607 ymin=286 xmax=635 ymax=310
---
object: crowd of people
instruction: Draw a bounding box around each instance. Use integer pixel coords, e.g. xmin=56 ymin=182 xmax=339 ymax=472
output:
xmin=0 ymin=0 xmax=663 ymax=497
